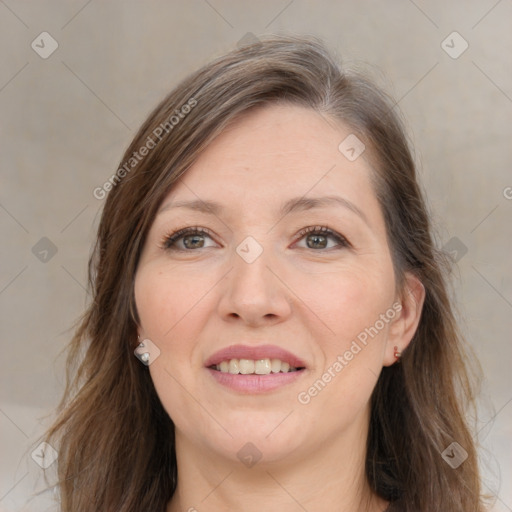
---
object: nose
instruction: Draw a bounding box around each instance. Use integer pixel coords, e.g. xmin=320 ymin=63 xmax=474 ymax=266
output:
xmin=217 ymin=241 xmax=292 ymax=327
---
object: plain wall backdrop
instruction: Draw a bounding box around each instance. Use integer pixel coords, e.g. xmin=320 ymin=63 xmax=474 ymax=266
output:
xmin=1 ymin=1 xmax=511 ymax=510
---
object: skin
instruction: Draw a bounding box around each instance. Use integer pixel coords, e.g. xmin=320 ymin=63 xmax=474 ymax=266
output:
xmin=134 ymin=104 xmax=425 ymax=512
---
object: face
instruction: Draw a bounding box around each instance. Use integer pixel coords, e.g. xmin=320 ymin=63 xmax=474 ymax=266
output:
xmin=134 ymin=104 xmax=401 ymax=466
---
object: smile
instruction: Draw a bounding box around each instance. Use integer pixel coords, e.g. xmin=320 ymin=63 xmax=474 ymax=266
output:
xmin=205 ymin=344 xmax=307 ymax=392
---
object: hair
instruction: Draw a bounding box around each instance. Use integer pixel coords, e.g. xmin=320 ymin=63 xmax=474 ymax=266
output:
xmin=43 ymin=34 xmax=485 ymax=511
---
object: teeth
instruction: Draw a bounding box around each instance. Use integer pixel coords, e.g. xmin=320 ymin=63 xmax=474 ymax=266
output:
xmin=228 ymin=359 xmax=239 ymax=374
xmin=239 ymin=359 xmax=255 ymax=374
xmin=270 ymin=359 xmax=281 ymax=373
xmin=213 ymin=358 xmax=300 ymax=374
xmin=255 ymin=359 xmax=271 ymax=374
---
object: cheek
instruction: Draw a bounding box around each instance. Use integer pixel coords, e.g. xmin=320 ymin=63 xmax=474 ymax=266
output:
xmin=134 ymin=265 xmax=206 ymax=404
xmin=135 ymin=266 xmax=210 ymax=434
xmin=288 ymin=261 xmax=395 ymax=349
xmin=135 ymin=265 xmax=210 ymax=343
xmin=297 ymin=264 xmax=395 ymax=414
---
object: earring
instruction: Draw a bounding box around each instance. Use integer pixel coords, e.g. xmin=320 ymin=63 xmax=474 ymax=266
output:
xmin=136 ymin=335 xmax=151 ymax=364
xmin=394 ymin=346 xmax=402 ymax=361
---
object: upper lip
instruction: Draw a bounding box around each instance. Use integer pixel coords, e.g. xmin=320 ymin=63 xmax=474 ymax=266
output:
xmin=205 ymin=344 xmax=306 ymax=368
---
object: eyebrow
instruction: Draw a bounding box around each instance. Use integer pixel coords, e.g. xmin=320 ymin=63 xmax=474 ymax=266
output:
xmin=158 ymin=195 xmax=369 ymax=226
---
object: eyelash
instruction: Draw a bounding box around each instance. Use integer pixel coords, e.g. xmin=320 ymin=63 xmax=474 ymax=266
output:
xmin=160 ymin=225 xmax=350 ymax=252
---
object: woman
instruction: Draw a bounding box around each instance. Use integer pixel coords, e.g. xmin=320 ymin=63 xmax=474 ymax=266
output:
xmin=44 ymin=35 xmax=485 ymax=511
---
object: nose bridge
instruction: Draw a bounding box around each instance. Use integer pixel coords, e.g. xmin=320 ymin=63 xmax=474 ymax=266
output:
xmin=218 ymin=234 xmax=291 ymax=322
xmin=235 ymin=235 xmax=271 ymax=289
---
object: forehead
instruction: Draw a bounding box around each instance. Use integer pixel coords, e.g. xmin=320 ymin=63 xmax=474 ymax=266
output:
xmin=160 ymin=104 xmax=380 ymax=221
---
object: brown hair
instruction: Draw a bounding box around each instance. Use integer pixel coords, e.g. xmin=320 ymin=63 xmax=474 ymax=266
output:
xmin=44 ymin=34 xmax=485 ymax=511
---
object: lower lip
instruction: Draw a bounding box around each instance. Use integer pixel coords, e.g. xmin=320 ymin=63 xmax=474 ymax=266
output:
xmin=206 ymin=368 xmax=305 ymax=393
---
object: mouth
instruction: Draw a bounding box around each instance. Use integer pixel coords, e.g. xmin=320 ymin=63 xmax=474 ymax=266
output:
xmin=204 ymin=344 xmax=306 ymax=393
xmin=205 ymin=344 xmax=306 ymax=372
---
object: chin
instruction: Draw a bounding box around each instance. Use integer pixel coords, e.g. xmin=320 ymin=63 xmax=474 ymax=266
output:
xmin=199 ymin=412 xmax=309 ymax=465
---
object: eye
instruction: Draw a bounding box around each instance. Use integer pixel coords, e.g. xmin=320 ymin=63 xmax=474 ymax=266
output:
xmin=294 ymin=225 xmax=350 ymax=251
xmin=161 ymin=227 xmax=217 ymax=251
xmin=160 ymin=225 xmax=350 ymax=252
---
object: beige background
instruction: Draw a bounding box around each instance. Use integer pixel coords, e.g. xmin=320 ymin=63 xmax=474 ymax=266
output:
xmin=1 ymin=1 xmax=511 ymax=510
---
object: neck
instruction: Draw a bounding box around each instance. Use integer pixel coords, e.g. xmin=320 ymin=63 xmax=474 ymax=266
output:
xmin=167 ymin=413 xmax=389 ymax=512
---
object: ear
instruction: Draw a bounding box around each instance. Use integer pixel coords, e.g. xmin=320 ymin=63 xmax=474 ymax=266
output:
xmin=383 ymin=272 xmax=426 ymax=366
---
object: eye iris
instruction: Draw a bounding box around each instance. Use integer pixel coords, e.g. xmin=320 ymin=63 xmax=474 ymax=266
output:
xmin=307 ymin=234 xmax=327 ymax=249
xmin=183 ymin=234 xmax=205 ymax=249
